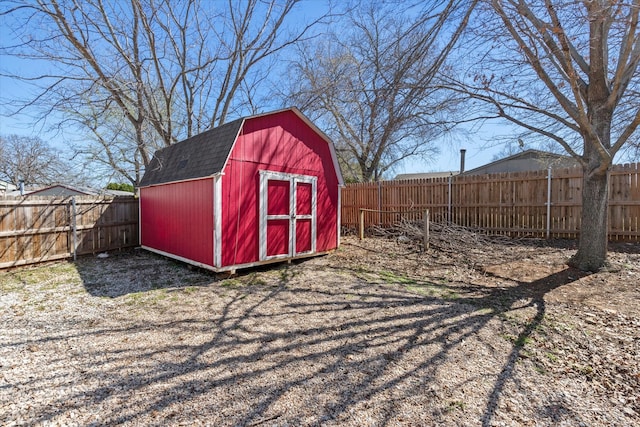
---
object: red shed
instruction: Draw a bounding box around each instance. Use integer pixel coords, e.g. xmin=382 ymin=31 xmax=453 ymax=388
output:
xmin=138 ymin=108 xmax=344 ymax=272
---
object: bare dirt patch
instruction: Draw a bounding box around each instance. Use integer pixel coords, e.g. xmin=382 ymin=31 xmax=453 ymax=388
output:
xmin=1 ymin=236 xmax=638 ymax=426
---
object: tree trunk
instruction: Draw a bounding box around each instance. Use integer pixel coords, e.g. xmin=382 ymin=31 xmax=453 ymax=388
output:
xmin=568 ymin=167 xmax=609 ymax=272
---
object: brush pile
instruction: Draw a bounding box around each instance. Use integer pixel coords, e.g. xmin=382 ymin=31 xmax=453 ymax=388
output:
xmin=367 ymin=219 xmax=525 ymax=254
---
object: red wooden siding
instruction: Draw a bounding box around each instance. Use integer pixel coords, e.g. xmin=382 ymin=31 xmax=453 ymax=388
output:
xmin=140 ymin=178 xmax=214 ymax=266
xmin=220 ymin=110 xmax=340 ymax=267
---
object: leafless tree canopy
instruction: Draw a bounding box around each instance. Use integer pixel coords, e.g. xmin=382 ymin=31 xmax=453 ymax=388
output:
xmin=448 ymin=0 xmax=640 ymax=170
xmin=286 ymin=1 xmax=477 ymax=182
xmin=1 ymin=0 xmax=329 ymax=184
xmin=0 ymin=134 xmax=81 ymax=187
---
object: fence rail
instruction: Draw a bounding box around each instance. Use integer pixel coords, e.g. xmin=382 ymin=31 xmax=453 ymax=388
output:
xmin=341 ymin=163 xmax=640 ymax=241
xmin=0 ymin=196 xmax=139 ymax=269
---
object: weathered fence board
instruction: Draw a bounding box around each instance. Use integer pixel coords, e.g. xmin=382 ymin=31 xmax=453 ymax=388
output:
xmin=341 ymin=163 xmax=640 ymax=241
xmin=0 ymin=196 xmax=139 ymax=269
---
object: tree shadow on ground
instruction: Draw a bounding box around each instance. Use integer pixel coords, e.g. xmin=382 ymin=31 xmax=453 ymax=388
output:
xmin=75 ymin=248 xmax=317 ymax=297
xmin=10 ymin=250 xmax=594 ymax=426
xmin=475 ymin=265 xmax=589 ymax=426
xmin=75 ymin=249 xmax=220 ymax=297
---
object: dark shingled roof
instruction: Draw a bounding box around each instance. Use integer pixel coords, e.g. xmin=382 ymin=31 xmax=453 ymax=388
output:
xmin=139 ymin=118 xmax=244 ymax=187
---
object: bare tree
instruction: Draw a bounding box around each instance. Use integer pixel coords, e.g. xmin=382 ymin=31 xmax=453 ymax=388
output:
xmin=68 ymin=102 xmax=151 ymax=186
xmin=445 ymin=0 xmax=640 ymax=271
xmin=285 ymin=1 xmax=477 ymax=182
xmin=0 ymin=0 xmax=328 ymax=184
xmin=0 ymin=134 xmax=81 ymax=187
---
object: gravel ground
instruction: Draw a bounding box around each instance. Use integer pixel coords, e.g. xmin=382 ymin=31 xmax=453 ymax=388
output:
xmin=1 ymin=235 xmax=638 ymax=426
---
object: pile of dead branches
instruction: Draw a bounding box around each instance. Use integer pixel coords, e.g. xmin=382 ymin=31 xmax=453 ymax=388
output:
xmin=368 ymin=219 xmax=523 ymax=254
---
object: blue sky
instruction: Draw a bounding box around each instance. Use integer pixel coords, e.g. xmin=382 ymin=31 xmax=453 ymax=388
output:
xmin=0 ymin=19 xmax=63 ymax=137
xmin=395 ymin=122 xmax=512 ymax=175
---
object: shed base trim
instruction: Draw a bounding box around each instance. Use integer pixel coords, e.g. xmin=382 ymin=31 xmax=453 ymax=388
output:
xmin=140 ymin=245 xmax=332 ymax=272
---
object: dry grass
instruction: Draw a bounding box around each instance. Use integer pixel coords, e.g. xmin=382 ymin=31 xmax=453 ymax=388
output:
xmin=1 ymin=236 xmax=638 ymax=426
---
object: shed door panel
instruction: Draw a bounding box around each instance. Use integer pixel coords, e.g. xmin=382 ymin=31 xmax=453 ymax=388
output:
xmin=266 ymin=218 xmax=290 ymax=257
xmin=268 ymin=180 xmax=290 ymax=216
xmin=294 ymin=181 xmax=314 ymax=255
xmin=295 ymin=218 xmax=312 ymax=253
xmin=266 ymin=179 xmax=291 ymax=257
xmin=296 ymin=182 xmax=312 ymax=215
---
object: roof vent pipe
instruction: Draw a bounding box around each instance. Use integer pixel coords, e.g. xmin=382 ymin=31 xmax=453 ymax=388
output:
xmin=459 ymin=149 xmax=466 ymax=174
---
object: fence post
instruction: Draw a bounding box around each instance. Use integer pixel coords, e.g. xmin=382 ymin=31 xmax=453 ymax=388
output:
xmin=423 ymin=210 xmax=430 ymax=251
xmin=546 ymin=166 xmax=552 ymax=239
xmin=377 ymin=181 xmax=382 ymax=225
xmin=359 ymin=208 xmax=365 ymax=240
xmin=447 ymin=175 xmax=452 ymax=223
xmin=71 ymin=196 xmax=77 ymax=261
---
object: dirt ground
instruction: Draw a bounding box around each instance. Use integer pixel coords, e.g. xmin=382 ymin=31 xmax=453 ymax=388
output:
xmin=1 ymin=234 xmax=638 ymax=426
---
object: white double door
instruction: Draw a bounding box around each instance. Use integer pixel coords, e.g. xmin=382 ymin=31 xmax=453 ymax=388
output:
xmin=259 ymin=171 xmax=317 ymax=261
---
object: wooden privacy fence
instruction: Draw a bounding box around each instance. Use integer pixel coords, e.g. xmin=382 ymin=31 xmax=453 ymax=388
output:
xmin=0 ymin=196 xmax=139 ymax=269
xmin=341 ymin=163 xmax=640 ymax=241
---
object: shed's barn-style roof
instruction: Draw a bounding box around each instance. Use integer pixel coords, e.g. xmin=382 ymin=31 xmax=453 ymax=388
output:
xmin=139 ymin=118 xmax=244 ymax=187
xmin=139 ymin=108 xmax=343 ymax=188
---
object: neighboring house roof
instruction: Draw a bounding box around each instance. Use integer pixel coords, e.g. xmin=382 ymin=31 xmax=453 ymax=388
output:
xmin=103 ymin=189 xmax=136 ymax=196
xmin=394 ymin=171 xmax=459 ymax=180
xmin=139 ymin=107 xmax=344 ymax=188
xmin=28 ymin=184 xmax=93 ymax=197
xmin=395 ymin=150 xmax=578 ymax=180
xmin=16 ymin=184 xmax=134 ymax=197
xmin=105 ymin=189 xmax=135 ymax=196
xmin=463 ymin=149 xmax=578 ymax=175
